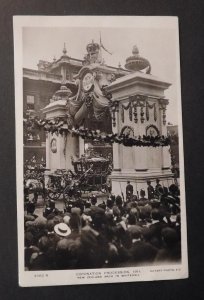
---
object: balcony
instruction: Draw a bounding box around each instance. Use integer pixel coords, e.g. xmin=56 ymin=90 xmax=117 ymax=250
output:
xmin=23 ymin=68 xmax=62 ymax=83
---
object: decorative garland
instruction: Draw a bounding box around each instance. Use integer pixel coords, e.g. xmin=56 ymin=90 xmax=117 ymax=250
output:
xmin=121 ymin=98 xmax=147 ymax=124
xmin=23 ymin=116 xmax=170 ymax=147
xmin=146 ymin=101 xmax=157 ymax=122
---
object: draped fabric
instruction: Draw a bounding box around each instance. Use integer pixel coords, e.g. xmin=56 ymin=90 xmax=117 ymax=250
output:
xmin=68 ymin=80 xmax=84 ymax=117
xmin=74 ymin=102 xmax=88 ymax=125
xmin=68 ymin=78 xmax=110 ymax=126
xmin=69 ymin=99 xmax=83 ymax=117
xmin=92 ymin=80 xmax=109 ymax=120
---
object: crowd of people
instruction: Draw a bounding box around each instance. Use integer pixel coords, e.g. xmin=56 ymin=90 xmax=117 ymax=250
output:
xmin=24 ymin=180 xmax=181 ymax=271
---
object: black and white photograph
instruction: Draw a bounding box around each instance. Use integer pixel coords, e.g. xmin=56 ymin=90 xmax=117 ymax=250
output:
xmin=14 ymin=16 xmax=188 ymax=286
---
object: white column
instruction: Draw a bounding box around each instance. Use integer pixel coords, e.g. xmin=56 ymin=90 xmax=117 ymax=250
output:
xmin=65 ymin=134 xmax=79 ymax=170
xmin=134 ymin=147 xmax=148 ymax=171
xmin=112 ymin=109 xmax=121 ymax=171
xmin=112 ymin=143 xmax=121 ymax=170
xmin=79 ymin=137 xmax=84 ymax=157
xmin=162 ymin=146 xmax=171 ymax=169
xmin=159 ymin=104 xmax=171 ymax=170
xmin=59 ymin=133 xmax=66 ymax=169
xmin=46 ymin=133 xmax=50 ymax=169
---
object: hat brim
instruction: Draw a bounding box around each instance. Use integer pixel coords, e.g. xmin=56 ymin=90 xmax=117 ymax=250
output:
xmin=54 ymin=224 xmax=71 ymax=237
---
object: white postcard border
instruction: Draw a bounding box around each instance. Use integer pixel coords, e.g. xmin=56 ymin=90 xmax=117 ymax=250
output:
xmin=13 ymin=15 xmax=188 ymax=287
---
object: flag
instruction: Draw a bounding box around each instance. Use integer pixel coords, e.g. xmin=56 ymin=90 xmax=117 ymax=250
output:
xmin=99 ymin=32 xmax=112 ymax=55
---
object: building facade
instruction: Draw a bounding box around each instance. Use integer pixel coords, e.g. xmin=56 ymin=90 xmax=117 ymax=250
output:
xmin=23 ymin=42 xmax=128 ymax=165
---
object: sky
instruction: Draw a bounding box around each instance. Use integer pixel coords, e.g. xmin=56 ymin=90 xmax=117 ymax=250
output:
xmin=23 ymin=26 xmax=179 ymax=124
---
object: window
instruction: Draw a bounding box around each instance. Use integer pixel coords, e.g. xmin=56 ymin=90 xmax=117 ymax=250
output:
xmin=26 ymin=95 xmax=35 ymax=110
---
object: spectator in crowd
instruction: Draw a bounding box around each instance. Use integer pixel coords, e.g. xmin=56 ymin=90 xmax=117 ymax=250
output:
xmin=25 ymin=201 xmax=38 ymax=222
xmin=24 ymin=183 xmax=181 ymax=270
xmin=154 ymin=227 xmax=181 ymax=263
xmin=147 ymin=180 xmax=155 ymax=200
xmin=24 ymin=231 xmax=39 ymax=270
xmin=30 ymin=236 xmax=51 ymax=270
xmin=138 ymin=189 xmax=149 ymax=206
xmin=126 ymin=181 xmax=133 ymax=200
xmin=43 ymin=199 xmax=59 ymax=218
xmin=129 ymin=227 xmax=158 ymax=265
xmin=155 ymin=178 xmax=162 ymax=198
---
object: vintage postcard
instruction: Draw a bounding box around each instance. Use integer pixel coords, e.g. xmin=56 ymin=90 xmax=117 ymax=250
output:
xmin=14 ymin=16 xmax=188 ymax=286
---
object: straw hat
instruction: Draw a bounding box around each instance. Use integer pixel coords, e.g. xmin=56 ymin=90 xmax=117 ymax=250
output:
xmin=54 ymin=223 xmax=71 ymax=237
